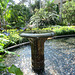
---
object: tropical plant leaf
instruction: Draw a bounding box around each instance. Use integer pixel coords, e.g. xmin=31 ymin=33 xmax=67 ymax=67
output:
xmin=8 ymin=65 xmax=23 ymax=75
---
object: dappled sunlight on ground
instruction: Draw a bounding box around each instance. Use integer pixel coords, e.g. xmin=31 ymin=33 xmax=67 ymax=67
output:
xmin=4 ymin=37 xmax=75 ymax=75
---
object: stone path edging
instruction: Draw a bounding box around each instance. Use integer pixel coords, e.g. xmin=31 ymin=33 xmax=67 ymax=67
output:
xmin=6 ymin=34 xmax=75 ymax=50
xmin=48 ymin=34 xmax=75 ymax=39
xmin=5 ymin=42 xmax=30 ymax=50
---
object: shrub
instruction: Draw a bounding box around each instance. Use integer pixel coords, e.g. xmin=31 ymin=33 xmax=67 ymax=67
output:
xmin=31 ymin=26 xmax=75 ymax=35
xmin=0 ymin=29 xmax=28 ymax=48
xmin=5 ymin=5 xmax=32 ymax=28
xmin=62 ymin=0 xmax=75 ymax=25
xmin=30 ymin=9 xmax=59 ymax=28
xmin=0 ymin=46 xmax=23 ymax=75
xmin=53 ymin=26 xmax=75 ymax=35
xmin=6 ymin=29 xmax=28 ymax=44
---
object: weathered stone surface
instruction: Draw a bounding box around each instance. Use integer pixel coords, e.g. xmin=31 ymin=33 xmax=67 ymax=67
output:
xmin=29 ymin=38 xmax=47 ymax=73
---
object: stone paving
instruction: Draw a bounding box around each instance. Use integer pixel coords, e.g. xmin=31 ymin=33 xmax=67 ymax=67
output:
xmin=4 ymin=37 xmax=75 ymax=75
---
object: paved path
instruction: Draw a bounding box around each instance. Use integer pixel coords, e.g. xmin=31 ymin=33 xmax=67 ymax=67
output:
xmin=4 ymin=37 xmax=75 ymax=75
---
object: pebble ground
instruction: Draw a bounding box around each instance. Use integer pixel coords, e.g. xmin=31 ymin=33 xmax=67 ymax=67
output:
xmin=4 ymin=37 xmax=75 ymax=75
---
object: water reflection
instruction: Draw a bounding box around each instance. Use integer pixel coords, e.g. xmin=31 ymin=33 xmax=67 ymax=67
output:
xmin=4 ymin=37 xmax=75 ymax=75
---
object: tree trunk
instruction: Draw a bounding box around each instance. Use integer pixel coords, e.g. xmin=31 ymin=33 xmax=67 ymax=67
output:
xmin=29 ymin=0 xmax=31 ymax=7
xmin=28 ymin=0 xmax=32 ymax=13
xmin=39 ymin=0 xmax=41 ymax=9
xmin=60 ymin=0 xmax=63 ymax=22
xmin=43 ymin=0 xmax=46 ymax=8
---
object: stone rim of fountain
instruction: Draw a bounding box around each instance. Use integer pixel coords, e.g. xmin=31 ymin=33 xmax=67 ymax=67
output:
xmin=20 ymin=32 xmax=54 ymax=38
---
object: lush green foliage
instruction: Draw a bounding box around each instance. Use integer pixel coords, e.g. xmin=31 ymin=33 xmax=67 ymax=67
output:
xmin=3 ymin=25 xmax=12 ymax=29
xmin=8 ymin=65 xmax=23 ymax=75
xmin=0 ymin=28 xmax=26 ymax=75
xmin=45 ymin=1 xmax=59 ymax=14
xmin=2 ymin=26 xmax=74 ymax=49
xmin=6 ymin=5 xmax=31 ymax=28
xmin=53 ymin=26 xmax=75 ymax=35
xmin=30 ymin=8 xmax=59 ymax=28
xmin=0 ymin=0 xmax=31 ymax=28
xmin=0 ymin=0 xmax=10 ymax=9
xmin=29 ymin=0 xmax=59 ymax=28
xmin=0 ymin=0 xmax=11 ymax=25
xmin=0 ymin=0 xmax=75 ymax=74
xmin=0 ymin=29 xmax=28 ymax=48
xmin=0 ymin=50 xmax=23 ymax=75
xmin=0 ymin=29 xmax=25 ymax=75
xmin=62 ymin=0 xmax=75 ymax=25
xmin=0 ymin=43 xmax=23 ymax=75
xmin=30 ymin=26 xmax=75 ymax=35
xmin=31 ymin=0 xmax=40 ymax=12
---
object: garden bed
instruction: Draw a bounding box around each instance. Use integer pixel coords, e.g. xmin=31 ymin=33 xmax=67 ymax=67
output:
xmin=0 ymin=26 xmax=75 ymax=51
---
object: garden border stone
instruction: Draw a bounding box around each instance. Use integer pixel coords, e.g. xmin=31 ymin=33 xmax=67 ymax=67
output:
xmin=5 ymin=42 xmax=30 ymax=50
xmin=6 ymin=34 xmax=75 ymax=50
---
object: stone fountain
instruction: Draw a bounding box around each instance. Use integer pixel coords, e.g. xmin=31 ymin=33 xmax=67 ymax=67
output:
xmin=20 ymin=30 xmax=54 ymax=73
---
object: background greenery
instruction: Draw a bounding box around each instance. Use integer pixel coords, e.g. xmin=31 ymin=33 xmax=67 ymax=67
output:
xmin=0 ymin=0 xmax=75 ymax=75
xmin=62 ymin=0 xmax=75 ymax=25
xmin=6 ymin=5 xmax=32 ymax=28
xmin=29 ymin=1 xmax=59 ymax=28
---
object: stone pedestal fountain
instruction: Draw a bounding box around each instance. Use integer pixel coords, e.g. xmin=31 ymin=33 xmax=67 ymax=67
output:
xmin=20 ymin=31 xmax=54 ymax=73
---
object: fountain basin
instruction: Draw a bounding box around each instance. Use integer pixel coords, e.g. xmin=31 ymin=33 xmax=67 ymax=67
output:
xmin=20 ymin=32 xmax=54 ymax=38
xmin=20 ymin=31 xmax=54 ymax=73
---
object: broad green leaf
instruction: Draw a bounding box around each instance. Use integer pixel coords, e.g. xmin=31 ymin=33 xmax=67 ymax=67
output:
xmin=8 ymin=65 xmax=23 ymax=75
xmin=0 ymin=58 xmax=4 ymax=62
